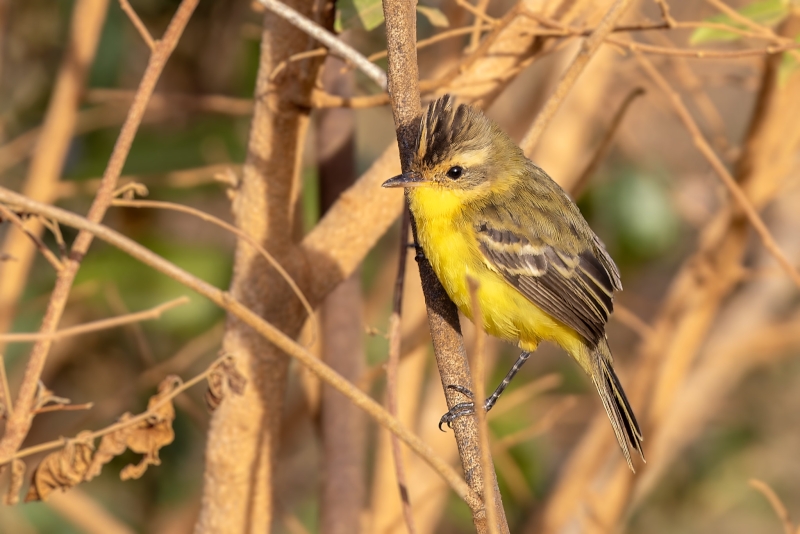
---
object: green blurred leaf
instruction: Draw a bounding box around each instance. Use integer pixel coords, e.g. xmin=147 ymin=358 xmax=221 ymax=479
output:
xmin=689 ymin=0 xmax=789 ymax=44
xmin=416 ymin=5 xmax=450 ymax=28
xmin=354 ymin=0 xmax=386 ymax=30
xmin=335 ymin=0 xmax=450 ymax=31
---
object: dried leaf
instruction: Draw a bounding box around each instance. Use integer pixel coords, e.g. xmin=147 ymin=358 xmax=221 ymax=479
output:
xmin=84 ymin=413 xmax=134 ymax=481
xmin=25 ymin=433 xmax=94 ymax=502
xmin=205 ymin=356 xmax=247 ymax=411
xmin=120 ymin=376 xmax=180 ymax=481
xmin=3 ymin=459 xmax=26 ymax=505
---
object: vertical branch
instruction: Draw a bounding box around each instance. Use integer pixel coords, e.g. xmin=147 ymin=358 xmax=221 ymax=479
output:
xmin=386 ymin=209 xmax=417 ymax=534
xmin=195 ymin=0 xmax=333 ymax=530
xmin=381 ymin=0 xmax=509 ymax=531
xmin=317 ymin=56 xmax=367 ymax=534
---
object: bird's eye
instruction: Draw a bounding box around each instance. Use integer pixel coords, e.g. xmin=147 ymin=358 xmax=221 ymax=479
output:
xmin=446 ymin=166 xmax=463 ymax=180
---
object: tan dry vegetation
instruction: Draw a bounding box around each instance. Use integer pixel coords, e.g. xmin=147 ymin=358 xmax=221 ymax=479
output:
xmin=0 ymin=0 xmax=800 ymax=532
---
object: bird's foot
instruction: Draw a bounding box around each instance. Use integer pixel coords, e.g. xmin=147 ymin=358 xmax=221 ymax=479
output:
xmin=438 ymin=385 xmax=491 ymax=431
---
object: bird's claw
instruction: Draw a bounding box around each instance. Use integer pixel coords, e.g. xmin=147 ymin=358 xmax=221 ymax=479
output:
xmin=438 ymin=402 xmax=477 ymax=431
xmin=438 ymin=385 xmax=477 ymax=431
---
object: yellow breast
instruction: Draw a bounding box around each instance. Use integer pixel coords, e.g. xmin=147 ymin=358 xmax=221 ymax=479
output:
xmin=408 ymin=186 xmax=584 ymax=354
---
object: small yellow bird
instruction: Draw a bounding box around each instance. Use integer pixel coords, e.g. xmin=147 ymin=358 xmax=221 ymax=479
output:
xmin=382 ymin=94 xmax=644 ymax=470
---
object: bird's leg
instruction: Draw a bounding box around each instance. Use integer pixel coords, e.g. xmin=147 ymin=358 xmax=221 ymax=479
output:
xmin=483 ymin=350 xmax=531 ymax=410
xmin=438 ymin=351 xmax=532 ymax=430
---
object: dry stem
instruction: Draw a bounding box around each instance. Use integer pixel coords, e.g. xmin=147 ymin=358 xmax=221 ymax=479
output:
xmin=386 ymin=209 xmax=417 ymax=534
xmin=0 ymin=0 xmax=200 ymax=463
xmin=520 ymin=0 xmax=637 ymax=154
xmin=634 ymin=50 xmax=800 ymax=288
xmin=256 ymin=0 xmax=387 ymax=88
xmin=0 ymin=297 xmax=188 ymax=343
xmin=0 ymin=186 xmax=481 ymax=509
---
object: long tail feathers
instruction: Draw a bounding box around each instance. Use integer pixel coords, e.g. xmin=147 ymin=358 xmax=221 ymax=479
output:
xmin=590 ymin=344 xmax=645 ymax=472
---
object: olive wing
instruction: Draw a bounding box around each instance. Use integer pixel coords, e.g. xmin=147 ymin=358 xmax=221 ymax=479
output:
xmin=475 ymin=221 xmax=618 ymax=346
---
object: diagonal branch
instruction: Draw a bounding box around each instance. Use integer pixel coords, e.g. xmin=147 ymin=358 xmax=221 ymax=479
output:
xmin=634 ymin=50 xmax=800 ymax=289
xmin=256 ymin=0 xmax=388 ymax=89
xmin=520 ymin=0 xmax=637 ymax=154
xmin=0 ymin=297 xmax=188 ymax=343
xmin=0 ymin=186 xmax=481 ymax=510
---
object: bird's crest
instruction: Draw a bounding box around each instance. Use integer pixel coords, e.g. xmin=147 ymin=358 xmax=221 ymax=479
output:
xmin=415 ymin=94 xmax=496 ymax=168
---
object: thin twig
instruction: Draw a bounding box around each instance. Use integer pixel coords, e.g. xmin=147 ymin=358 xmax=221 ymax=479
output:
xmin=118 ymin=0 xmax=156 ymax=50
xmin=653 ymin=0 xmax=676 ymax=27
xmin=0 ymin=205 xmax=64 ymax=271
xmin=634 ymin=50 xmax=800 ymax=289
xmin=454 ymin=0 xmax=498 ymax=26
xmin=0 ymin=187 xmax=481 ymax=509
xmin=33 ymin=402 xmax=94 ymax=415
xmin=0 ymin=297 xmax=188 ymax=343
xmin=468 ymin=280 xmax=500 ymax=534
xmin=571 ymin=87 xmax=645 ymax=197
xmin=469 ymin=0 xmax=492 ymax=50
xmin=749 ymin=479 xmax=795 ymax=534
xmin=704 ymin=0 xmax=776 ymax=39
xmin=367 ymin=24 xmax=494 ymax=62
xmin=256 ymin=0 xmax=387 ymax=89
xmin=611 ymin=37 xmax=800 ymax=58
xmin=520 ymin=0 xmax=637 ymax=155
xmin=612 ymin=303 xmax=654 ymax=340
xmin=111 ymin=198 xmax=319 ymax=345
xmin=386 ymin=208 xmax=417 ymax=534
xmin=269 ymin=48 xmax=327 ymax=81
xmin=0 ymin=354 xmax=12 ymax=417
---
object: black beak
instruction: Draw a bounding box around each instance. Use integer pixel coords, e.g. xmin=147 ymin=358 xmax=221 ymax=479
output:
xmin=381 ymin=172 xmax=426 ymax=188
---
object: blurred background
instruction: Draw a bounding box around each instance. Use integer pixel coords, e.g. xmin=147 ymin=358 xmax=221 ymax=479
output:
xmin=1 ymin=0 xmax=799 ymax=532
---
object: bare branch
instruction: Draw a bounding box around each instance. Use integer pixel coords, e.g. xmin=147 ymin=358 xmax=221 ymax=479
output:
xmin=520 ymin=0 xmax=637 ymax=155
xmin=0 ymin=187 xmax=481 ymax=509
xmin=111 ymin=198 xmax=318 ymax=345
xmin=380 ymin=0 xmax=509 ymax=527
xmin=468 ymin=280 xmax=500 ymax=534
xmin=0 ymin=206 xmax=64 ymax=272
xmin=634 ymin=50 xmax=800 ymax=289
xmin=256 ymin=0 xmax=388 ymax=89
xmin=749 ymin=479 xmax=795 ymax=534
xmin=386 ymin=210 xmax=417 ymax=534
xmin=118 ymin=0 xmax=155 ymax=50
xmin=0 ymin=297 xmax=189 ymax=343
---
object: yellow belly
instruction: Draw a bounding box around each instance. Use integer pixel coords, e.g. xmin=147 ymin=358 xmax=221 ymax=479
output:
xmin=410 ymin=188 xmax=584 ymax=354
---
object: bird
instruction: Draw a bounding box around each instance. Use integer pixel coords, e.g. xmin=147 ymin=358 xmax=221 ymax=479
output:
xmin=382 ymin=94 xmax=644 ymax=471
